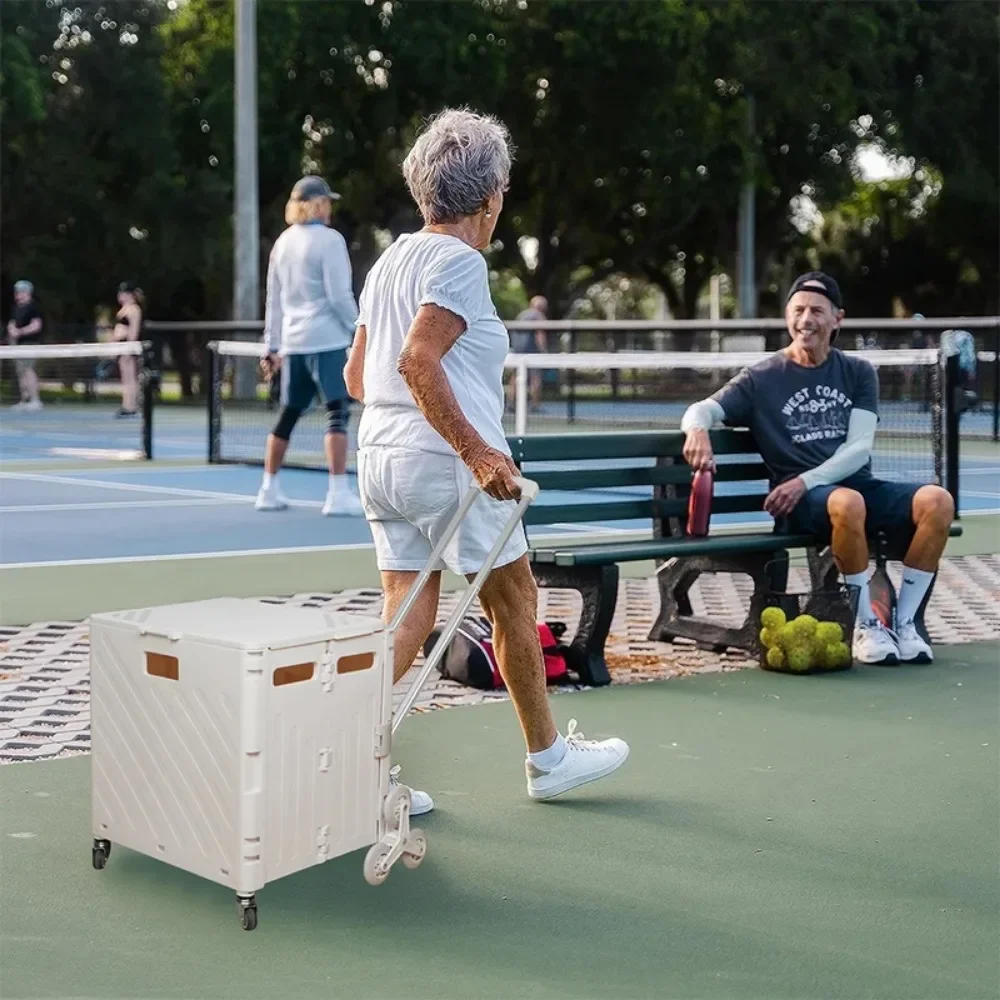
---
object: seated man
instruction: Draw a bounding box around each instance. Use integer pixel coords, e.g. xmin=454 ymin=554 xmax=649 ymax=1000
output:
xmin=680 ymin=271 xmax=955 ymax=666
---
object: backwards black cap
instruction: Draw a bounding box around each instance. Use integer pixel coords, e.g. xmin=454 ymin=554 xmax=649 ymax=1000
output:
xmin=786 ymin=271 xmax=842 ymax=310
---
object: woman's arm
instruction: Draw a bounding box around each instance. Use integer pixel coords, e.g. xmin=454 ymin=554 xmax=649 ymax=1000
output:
xmin=344 ymin=325 xmax=366 ymax=402
xmin=397 ymin=304 xmax=520 ymax=500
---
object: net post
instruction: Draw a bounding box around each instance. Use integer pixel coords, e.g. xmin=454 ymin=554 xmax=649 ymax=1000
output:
xmin=567 ymin=330 xmax=577 ymax=424
xmin=206 ymin=342 xmax=221 ymax=464
xmin=141 ymin=352 xmax=154 ymax=461
xmin=993 ymin=324 xmax=999 ymax=442
xmin=944 ymin=351 xmax=960 ymax=518
xmin=514 ymin=359 xmax=528 ymax=435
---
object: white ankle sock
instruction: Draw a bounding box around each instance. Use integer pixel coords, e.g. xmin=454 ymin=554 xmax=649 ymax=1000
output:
xmin=897 ymin=566 xmax=934 ymax=625
xmin=262 ymin=472 xmax=276 ymax=491
xmin=528 ymin=734 xmax=567 ymax=771
xmin=329 ymin=473 xmax=348 ymax=494
xmin=844 ymin=570 xmax=876 ymax=624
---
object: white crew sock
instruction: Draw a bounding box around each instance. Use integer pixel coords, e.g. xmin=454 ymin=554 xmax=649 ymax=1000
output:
xmin=527 ymin=733 xmax=568 ymax=771
xmin=262 ymin=471 xmax=277 ymax=491
xmin=844 ymin=570 xmax=876 ymax=624
xmin=329 ymin=473 xmax=349 ymax=495
xmin=897 ymin=566 xmax=934 ymax=625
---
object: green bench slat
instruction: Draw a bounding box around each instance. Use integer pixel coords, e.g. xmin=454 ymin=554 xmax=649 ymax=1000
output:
xmin=530 ymin=532 xmax=818 ymax=566
xmin=509 ymin=428 xmax=759 ymax=464
xmin=525 ymin=491 xmax=768 ymax=526
xmin=530 ymin=461 xmax=768 ymax=492
xmin=530 ymin=523 xmax=964 ymax=568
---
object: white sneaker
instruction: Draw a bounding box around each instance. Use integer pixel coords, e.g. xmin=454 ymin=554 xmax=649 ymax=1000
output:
xmin=389 ymin=765 xmax=434 ymax=816
xmin=10 ymin=401 xmax=27 ymax=412
xmin=896 ymin=619 xmax=933 ymax=664
xmin=22 ymin=399 xmax=43 ymax=412
xmin=853 ymin=619 xmax=900 ymax=666
xmin=526 ymin=719 xmax=630 ymax=801
xmin=322 ymin=489 xmax=364 ymax=516
xmin=254 ymin=485 xmax=288 ymax=511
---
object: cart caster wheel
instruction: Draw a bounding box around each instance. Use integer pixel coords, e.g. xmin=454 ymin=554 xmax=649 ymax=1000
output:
xmin=401 ymin=828 xmax=427 ymax=870
xmin=92 ymin=839 xmax=111 ymax=870
xmin=363 ymin=841 xmax=393 ymax=886
xmin=237 ymin=896 xmax=258 ymax=931
xmin=382 ymin=784 xmax=409 ymax=826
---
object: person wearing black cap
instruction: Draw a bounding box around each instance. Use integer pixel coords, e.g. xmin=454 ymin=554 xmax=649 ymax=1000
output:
xmin=680 ymin=271 xmax=956 ymax=666
xmin=256 ymin=175 xmax=363 ymax=516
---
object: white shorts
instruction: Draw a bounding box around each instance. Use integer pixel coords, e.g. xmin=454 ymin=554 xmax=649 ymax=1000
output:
xmin=358 ymin=446 xmax=528 ymax=575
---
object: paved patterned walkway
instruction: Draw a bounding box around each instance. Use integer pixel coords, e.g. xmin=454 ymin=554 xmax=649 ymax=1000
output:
xmin=2 ymin=556 xmax=998 ymax=763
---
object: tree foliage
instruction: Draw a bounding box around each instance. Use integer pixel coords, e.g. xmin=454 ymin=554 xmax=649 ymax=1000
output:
xmin=1 ymin=0 xmax=996 ymax=328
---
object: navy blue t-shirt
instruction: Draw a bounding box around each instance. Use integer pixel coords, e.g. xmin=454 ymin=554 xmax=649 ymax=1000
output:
xmin=711 ymin=349 xmax=879 ymax=485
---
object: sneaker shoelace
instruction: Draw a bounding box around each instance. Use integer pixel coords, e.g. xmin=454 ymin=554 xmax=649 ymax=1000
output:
xmin=859 ymin=619 xmax=899 ymax=642
xmin=565 ymin=718 xmax=605 ymax=752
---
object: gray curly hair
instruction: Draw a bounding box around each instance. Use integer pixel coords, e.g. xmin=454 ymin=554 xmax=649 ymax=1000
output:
xmin=402 ymin=108 xmax=513 ymax=225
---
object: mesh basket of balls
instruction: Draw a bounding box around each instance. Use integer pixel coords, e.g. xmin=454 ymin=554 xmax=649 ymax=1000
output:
xmin=757 ymin=578 xmax=859 ymax=675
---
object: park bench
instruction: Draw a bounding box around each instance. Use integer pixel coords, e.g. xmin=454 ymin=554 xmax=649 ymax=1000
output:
xmin=508 ymin=429 xmax=961 ymax=688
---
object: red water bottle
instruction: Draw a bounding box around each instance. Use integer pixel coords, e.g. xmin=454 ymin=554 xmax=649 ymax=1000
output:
xmin=687 ymin=467 xmax=714 ymax=537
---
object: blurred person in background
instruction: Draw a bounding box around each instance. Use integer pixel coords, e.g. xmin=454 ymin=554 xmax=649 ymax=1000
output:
xmin=111 ymin=282 xmax=144 ymax=417
xmin=6 ymin=280 xmax=44 ymax=411
xmin=256 ymin=175 xmax=363 ymax=516
xmin=507 ymin=295 xmax=548 ymax=412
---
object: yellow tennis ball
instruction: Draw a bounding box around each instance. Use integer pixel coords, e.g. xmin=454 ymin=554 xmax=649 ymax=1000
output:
xmin=815 ymin=621 xmax=843 ymax=645
xmin=766 ymin=647 xmax=786 ymax=670
xmin=786 ymin=647 xmax=811 ymax=673
xmin=777 ymin=623 xmax=799 ymax=650
xmin=832 ymin=641 xmax=851 ymax=667
xmin=759 ymin=627 xmax=778 ymax=649
xmin=792 ymin=614 xmax=818 ymax=639
xmin=760 ymin=607 xmax=786 ymax=630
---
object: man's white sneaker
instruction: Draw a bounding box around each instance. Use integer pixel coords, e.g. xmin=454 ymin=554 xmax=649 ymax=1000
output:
xmin=853 ymin=619 xmax=900 ymax=666
xmin=389 ymin=765 xmax=434 ymax=816
xmin=322 ymin=489 xmax=364 ymax=516
xmin=896 ymin=619 xmax=933 ymax=663
xmin=10 ymin=401 xmax=27 ymax=412
xmin=526 ymin=719 xmax=629 ymax=801
xmin=21 ymin=399 xmax=43 ymax=412
xmin=254 ymin=485 xmax=288 ymax=511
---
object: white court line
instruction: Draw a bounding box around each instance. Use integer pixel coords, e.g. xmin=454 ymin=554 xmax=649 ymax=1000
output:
xmin=0 ymin=498 xmax=238 ymax=514
xmin=0 ymin=541 xmax=373 ymax=570
xmin=0 ymin=469 xmax=296 ymax=505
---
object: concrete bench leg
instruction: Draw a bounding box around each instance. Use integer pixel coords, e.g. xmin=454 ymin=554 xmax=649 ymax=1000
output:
xmin=530 ymin=563 xmax=616 ymax=687
xmin=650 ymin=552 xmax=789 ymax=653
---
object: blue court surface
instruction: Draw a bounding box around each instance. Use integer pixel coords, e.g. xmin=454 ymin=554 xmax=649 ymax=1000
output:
xmin=2 ymin=451 xmax=999 ymax=567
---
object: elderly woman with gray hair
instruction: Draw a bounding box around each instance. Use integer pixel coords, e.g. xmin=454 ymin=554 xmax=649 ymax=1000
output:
xmin=345 ymin=108 xmax=629 ymax=813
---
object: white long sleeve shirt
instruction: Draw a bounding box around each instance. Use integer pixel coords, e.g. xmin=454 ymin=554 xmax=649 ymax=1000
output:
xmin=263 ymin=222 xmax=358 ymax=354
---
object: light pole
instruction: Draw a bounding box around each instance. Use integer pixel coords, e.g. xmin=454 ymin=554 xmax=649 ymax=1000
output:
xmin=737 ymin=93 xmax=756 ymax=320
xmin=233 ymin=0 xmax=259 ymax=397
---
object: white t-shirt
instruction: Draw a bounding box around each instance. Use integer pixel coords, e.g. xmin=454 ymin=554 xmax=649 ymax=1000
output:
xmin=263 ymin=222 xmax=358 ymax=355
xmin=356 ymin=232 xmax=510 ymax=456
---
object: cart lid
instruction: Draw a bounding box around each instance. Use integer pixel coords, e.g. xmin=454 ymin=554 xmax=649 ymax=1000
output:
xmin=90 ymin=597 xmax=383 ymax=651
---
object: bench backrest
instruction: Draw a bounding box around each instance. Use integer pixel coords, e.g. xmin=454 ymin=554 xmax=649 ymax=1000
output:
xmin=507 ymin=429 xmax=770 ymax=531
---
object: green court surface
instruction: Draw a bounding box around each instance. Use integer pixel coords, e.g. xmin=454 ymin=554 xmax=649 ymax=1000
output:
xmin=2 ymin=644 xmax=998 ymax=1000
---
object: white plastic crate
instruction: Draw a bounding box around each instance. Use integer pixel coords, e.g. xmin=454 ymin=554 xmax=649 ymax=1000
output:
xmin=89 ymin=597 xmax=411 ymax=929
xmin=89 ymin=478 xmax=538 ymax=930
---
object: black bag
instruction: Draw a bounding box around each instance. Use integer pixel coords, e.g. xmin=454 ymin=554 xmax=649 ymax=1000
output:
xmin=422 ymin=617 xmax=573 ymax=690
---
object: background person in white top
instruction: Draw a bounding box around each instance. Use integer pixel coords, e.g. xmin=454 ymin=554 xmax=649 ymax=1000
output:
xmin=345 ymin=108 xmax=629 ymax=813
xmin=257 ymin=175 xmax=363 ymax=516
